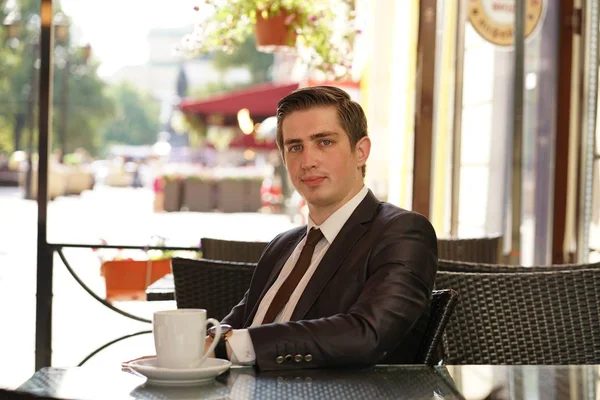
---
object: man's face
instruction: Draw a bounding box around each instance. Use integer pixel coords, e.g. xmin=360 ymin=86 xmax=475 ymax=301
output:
xmin=281 ymin=106 xmax=370 ymax=213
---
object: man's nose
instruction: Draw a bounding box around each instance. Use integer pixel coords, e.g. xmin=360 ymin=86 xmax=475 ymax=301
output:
xmin=300 ymin=147 xmax=317 ymax=169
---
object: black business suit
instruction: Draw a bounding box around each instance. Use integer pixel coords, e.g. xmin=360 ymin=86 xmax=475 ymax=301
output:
xmin=222 ymin=190 xmax=438 ymax=370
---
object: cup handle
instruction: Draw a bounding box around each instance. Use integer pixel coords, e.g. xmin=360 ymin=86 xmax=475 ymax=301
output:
xmin=200 ymin=318 xmax=222 ymax=364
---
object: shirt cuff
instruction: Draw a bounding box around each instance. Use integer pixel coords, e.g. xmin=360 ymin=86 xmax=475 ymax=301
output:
xmin=227 ymin=329 xmax=256 ymax=366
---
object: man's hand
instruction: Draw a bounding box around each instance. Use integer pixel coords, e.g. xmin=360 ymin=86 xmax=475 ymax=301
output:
xmin=204 ymin=335 xmax=215 ymax=358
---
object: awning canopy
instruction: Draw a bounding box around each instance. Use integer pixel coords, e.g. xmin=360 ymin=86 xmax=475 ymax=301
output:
xmin=179 ymin=82 xmax=300 ymax=118
xmin=228 ymin=131 xmax=277 ymax=150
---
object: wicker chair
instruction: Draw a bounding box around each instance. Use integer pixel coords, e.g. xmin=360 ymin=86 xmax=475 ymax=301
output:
xmin=435 ymin=268 xmax=600 ymax=364
xmin=200 ymin=237 xmax=269 ymax=263
xmin=437 ymin=235 xmax=503 ymax=264
xmin=414 ymin=289 xmax=459 ymax=366
xmin=172 ymin=257 xmax=256 ymax=321
xmin=438 ymin=259 xmax=600 ymax=273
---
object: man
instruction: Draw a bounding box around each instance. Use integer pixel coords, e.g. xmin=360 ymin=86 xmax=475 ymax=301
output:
xmin=208 ymin=86 xmax=438 ymax=371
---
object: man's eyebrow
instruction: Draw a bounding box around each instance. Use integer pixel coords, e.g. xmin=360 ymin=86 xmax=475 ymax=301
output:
xmin=310 ymin=131 xmax=339 ymax=140
xmin=283 ymin=131 xmax=340 ymax=146
xmin=283 ymin=137 xmax=302 ymax=146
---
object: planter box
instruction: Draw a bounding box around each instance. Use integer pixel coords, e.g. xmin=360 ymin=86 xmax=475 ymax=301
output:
xmin=217 ymin=179 xmax=263 ymax=212
xmin=101 ymin=258 xmax=172 ymax=302
xmin=163 ymin=180 xmax=182 ymax=212
xmin=21 ymin=167 xmax=68 ymax=200
xmin=65 ymin=168 xmax=94 ymax=195
xmin=245 ymin=179 xmax=263 ymax=212
xmin=183 ymin=180 xmax=215 ymax=212
xmin=217 ymin=180 xmax=245 ymax=213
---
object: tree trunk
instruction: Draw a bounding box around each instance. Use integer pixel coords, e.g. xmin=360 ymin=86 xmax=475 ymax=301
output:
xmin=13 ymin=113 xmax=26 ymax=151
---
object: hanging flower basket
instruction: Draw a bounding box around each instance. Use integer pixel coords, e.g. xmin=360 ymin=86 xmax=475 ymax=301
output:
xmin=254 ymin=9 xmax=297 ymax=52
xmin=182 ymin=0 xmax=359 ymax=80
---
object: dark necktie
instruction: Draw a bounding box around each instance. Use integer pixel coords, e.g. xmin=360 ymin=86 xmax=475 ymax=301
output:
xmin=261 ymin=228 xmax=324 ymax=324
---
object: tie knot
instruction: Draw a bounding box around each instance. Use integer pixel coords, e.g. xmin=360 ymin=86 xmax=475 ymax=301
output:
xmin=306 ymin=228 xmax=324 ymax=246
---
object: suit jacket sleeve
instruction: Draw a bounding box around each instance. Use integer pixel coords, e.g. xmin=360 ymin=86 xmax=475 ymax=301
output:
xmin=221 ymin=290 xmax=249 ymax=329
xmin=247 ymin=211 xmax=438 ymax=371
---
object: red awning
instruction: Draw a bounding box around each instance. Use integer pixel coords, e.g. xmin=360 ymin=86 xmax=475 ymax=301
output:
xmin=179 ymin=82 xmax=299 ymax=118
xmin=228 ymin=131 xmax=277 ymax=150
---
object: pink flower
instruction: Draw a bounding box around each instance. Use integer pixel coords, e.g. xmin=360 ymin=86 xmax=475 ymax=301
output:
xmin=284 ymin=14 xmax=296 ymax=25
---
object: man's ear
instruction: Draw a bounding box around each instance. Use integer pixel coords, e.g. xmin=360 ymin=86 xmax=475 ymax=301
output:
xmin=355 ymin=136 xmax=371 ymax=168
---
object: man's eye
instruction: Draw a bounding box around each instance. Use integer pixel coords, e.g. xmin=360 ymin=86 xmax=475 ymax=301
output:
xmin=289 ymin=145 xmax=302 ymax=152
xmin=321 ymin=140 xmax=332 ymax=146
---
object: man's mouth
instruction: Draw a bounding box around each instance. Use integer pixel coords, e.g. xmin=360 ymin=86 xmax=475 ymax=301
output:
xmin=301 ymin=176 xmax=326 ymax=186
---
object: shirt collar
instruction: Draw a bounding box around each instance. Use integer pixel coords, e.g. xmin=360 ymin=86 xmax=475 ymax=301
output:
xmin=307 ymin=185 xmax=369 ymax=244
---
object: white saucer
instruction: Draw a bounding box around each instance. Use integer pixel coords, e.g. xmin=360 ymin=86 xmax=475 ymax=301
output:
xmin=123 ymin=357 xmax=231 ymax=387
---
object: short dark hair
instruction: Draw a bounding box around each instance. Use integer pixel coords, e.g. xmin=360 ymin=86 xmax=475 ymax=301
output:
xmin=276 ymin=86 xmax=368 ymax=177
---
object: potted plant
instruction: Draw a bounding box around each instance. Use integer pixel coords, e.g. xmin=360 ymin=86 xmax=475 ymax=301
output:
xmin=94 ymin=237 xmax=200 ymax=302
xmin=182 ymin=0 xmax=359 ymax=79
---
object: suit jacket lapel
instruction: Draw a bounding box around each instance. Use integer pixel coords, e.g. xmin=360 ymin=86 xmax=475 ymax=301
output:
xmin=290 ymin=190 xmax=380 ymax=321
xmin=243 ymin=230 xmax=305 ymax=327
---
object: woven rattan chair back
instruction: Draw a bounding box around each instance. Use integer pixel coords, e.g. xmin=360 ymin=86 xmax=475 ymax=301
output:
xmin=172 ymin=257 xmax=256 ymax=321
xmin=437 ymin=235 xmax=503 ymax=264
xmin=438 ymin=259 xmax=600 ymax=273
xmin=414 ymin=289 xmax=459 ymax=365
xmin=200 ymin=237 xmax=268 ymax=263
xmin=435 ymin=268 xmax=600 ymax=364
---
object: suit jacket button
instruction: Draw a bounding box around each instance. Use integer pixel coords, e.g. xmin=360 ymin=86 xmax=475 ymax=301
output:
xmin=284 ymin=354 xmax=293 ymax=363
xmin=304 ymin=354 xmax=313 ymax=362
xmin=276 ymin=356 xmax=284 ymax=364
xmin=294 ymin=354 xmax=303 ymax=363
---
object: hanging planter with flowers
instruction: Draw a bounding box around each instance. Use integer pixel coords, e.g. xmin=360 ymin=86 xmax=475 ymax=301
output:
xmin=254 ymin=8 xmax=297 ymax=51
xmin=181 ymin=0 xmax=360 ymax=80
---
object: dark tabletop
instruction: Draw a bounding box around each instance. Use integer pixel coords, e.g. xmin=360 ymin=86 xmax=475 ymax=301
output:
xmin=146 ymin=274 xmax=174 ymax=301
xmin=16 ymin=364 xmax=600 ymax=400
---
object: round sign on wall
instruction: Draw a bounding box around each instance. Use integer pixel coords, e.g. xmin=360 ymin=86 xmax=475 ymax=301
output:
xmin=468 ymin=0 xmax=545 ymax=46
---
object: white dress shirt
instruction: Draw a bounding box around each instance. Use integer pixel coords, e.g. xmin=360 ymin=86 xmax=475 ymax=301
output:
xmin=227 ymin=185 xmax=369 ymax=364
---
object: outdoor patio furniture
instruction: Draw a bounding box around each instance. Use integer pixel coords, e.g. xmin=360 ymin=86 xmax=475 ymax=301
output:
xmin=415 ymin=289 xmax=459 ymax=366
xmin=437 ymin=235 xmax=503 ymax=264
xmin=200 ymin=238 xmax=268 ymax=263
xmin=438 ymin=258 xmax=600 ymax=273
xmin=435 ymin=268 xmax=600 ymax=364
xmin=172 ymin=257 xmax=256 ymax=321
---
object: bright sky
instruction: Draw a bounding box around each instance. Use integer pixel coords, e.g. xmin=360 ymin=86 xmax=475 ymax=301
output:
xmin=60 ymin=0 xmax=200 ymax=77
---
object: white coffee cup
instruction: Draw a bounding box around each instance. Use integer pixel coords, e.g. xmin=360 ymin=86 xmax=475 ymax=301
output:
xmin=153 ymin=309 xmax=222 ymax=369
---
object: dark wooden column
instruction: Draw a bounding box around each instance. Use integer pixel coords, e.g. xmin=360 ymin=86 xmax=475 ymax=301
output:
xmin=412 ymin=0 xmax=438 ymax=218
xmin=552 ymin=0 xmax=580 ymax=264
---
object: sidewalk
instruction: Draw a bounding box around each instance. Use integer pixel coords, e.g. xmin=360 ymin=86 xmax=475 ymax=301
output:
xmin=0 ymin=187 xmax=298 ymax=389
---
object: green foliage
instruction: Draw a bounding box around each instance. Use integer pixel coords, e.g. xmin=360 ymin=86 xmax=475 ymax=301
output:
xmin=0 ymin=0 xmax=116 ymax=156
xmin=189 ymin=80 xmax=255 ymax=99
xmin=211 ymin=36 xmax=274 ymax=83
xmin=184 ymin=0 xmax=358 ymax=79
xmin=99 ymin=81 xmax=161 ymax=149
xmin=53 ymin=59 xmax=116 ymax=155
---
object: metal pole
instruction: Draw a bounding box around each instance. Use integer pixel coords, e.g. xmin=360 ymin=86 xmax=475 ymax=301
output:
xmin=35 ymin=0 xmax=54 ymax=370
xmin=449 ymin=0 xmax=466 ymax=237
xmin=509 ymin=0 xmax=526 ymax=265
